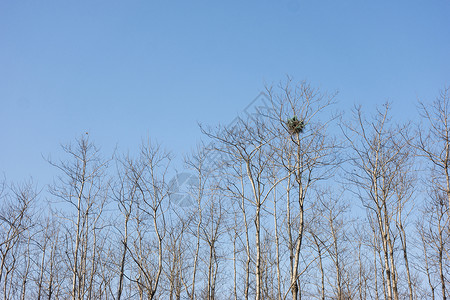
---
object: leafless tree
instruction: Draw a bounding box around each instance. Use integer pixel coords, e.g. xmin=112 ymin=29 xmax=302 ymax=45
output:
xmin=393 ymin=155 xmax=416 ymax=300
xmin=111 ymin=152 xmax=144 ymax=300
xmin=266 ymin=78 xmax=339 ymax=300
xmin=181 ymin=145 xmax=211 ymax=299
xmin=343 ymin=103 xmax=415 ymax=300
xmin=126 ymin=140 xmax=172 ymax=299
xmin=202 ymin=113 xmax=283 ymax=300
xmin=0 ymin=181 xmax=37 ymax=300
xmin=200 ymin=184 xmax=228 ymax=300
xmin=415 ymin=87 xmax=450 ymax=299
xmin=48 ymin=135 xmax=110 ymax=300
xmin=417 ymin=87 xmax=450 ymax=219
xmin=417 ymin=189 xmax=449 ymax=299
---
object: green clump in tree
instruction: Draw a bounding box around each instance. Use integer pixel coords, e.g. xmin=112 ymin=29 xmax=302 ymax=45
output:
xmin=287 ymin=115 xmax=305 ymax=134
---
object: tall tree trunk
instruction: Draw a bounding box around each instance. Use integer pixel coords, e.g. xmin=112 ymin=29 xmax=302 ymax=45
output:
xmin=255 ymin=204 xmax=262 ymax=300
xmin=117 ymin=213 xmax=129 ymax=300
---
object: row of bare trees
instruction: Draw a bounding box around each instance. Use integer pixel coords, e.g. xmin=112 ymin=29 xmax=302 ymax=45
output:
xmin=1 ymin=80 xmax=449 ymax=299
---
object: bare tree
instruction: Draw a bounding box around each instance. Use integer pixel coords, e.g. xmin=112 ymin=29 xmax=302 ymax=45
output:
xmin=181 ymin=145 xmax=210 ymax=300
xmin=417 ymin=87 xmax=450 ymax=219
xmin=48 ymin=135 xmax=109 ymax=300
xmin=266 ymin=78 xmax=339 ymax=300
xmin=417 ymin=217 xmax=437 ymax=300
xmin=200 ymin=184 xmax=228 ymax=300
xmin=353 ymin=225 xmax=371 ymax=300
xmin=163 ymin=216 xmax=187 ymax=300
xmin=202 ymin=114 xmax=283 ymax=300
xmin=34 ymin=217 xmax=63 ymax=300
xmin=308 ymin=224 xmax=328 ymax=300
xmin=125 ymin=140 xmax=172 ymax=299
xmin=228 ymin=164 xmax=253 ymax=300
xmin=111 ymin=153 xmax=144 ymax=300
xmin=418 ymin=189 xmax=449 ymax=299
xmin=343 ymin=103 xmax=415 ymax=300
xmin=0 ymin=181 xmax=36 ymax=300
xmin=414 ymin=87 xmax=450 ymax=299
xmin=322 ymin=192 xmax=351 ymax=300
xmin=393 ymin=157 xmax=416 ymax=300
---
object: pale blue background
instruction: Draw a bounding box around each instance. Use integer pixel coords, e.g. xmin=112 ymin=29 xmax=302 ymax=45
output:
xmin=1 ymin=0 xmax=449 ymax=185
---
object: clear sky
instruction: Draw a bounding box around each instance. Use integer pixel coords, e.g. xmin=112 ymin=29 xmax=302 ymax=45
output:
xmin=1 ymin=0 xmax=449 ymax=185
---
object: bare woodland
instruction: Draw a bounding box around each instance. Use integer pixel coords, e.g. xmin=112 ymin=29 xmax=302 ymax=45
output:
xmin=1 ymin=79 xmax=449 ymax=299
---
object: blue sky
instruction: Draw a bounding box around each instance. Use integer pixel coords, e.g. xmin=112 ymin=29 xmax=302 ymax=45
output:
xmin=1 ymin=0 xmax=449 ymax=185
